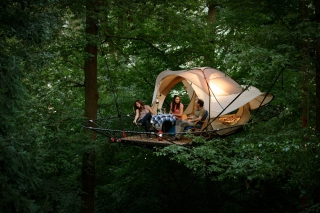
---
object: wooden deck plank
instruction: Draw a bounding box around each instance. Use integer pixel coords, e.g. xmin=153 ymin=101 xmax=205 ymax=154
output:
xmin=119 ymin=135 xmax=191 ymax=146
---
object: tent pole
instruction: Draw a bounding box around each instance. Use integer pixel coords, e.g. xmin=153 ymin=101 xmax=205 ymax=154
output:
xmin=202 ymin=68 xmax=212 ymax=130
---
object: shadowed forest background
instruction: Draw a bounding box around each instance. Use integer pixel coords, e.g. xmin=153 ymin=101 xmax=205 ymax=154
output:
xmin=1 ymin=0 xmax=320 ymax=212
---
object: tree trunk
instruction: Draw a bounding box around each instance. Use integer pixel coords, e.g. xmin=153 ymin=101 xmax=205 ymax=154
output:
xmin=315 ymin=0 xmax=320 ymax=136
xmin=302 ymin=0 xmax=308 ymax=129
xmin=314 ymin=0 xmax=320 ymax=206
xmin=80 ymin=0 xmax=98 ymax=212
xmin=207 ymin=3 xmax=218 ymax=22
xmin=204 ymin=2 xmax=218 ymax=65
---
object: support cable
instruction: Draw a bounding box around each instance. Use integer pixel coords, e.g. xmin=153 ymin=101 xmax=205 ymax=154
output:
xmin=102 ymin=49 xmax=124 ymax=137
xmin=252 ymin=67 xmax=285 ymax=117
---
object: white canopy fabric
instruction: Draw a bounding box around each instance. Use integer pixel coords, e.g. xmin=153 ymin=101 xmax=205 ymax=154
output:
xmin=151 ymin=67 xmax=273 ymax=118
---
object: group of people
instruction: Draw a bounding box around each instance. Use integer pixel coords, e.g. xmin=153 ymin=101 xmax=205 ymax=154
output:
xmin=133 ymin=95 xmax=206 ymax=141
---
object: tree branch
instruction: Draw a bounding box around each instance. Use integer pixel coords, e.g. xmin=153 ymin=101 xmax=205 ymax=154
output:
xmin=66 ymin=60 xmax=84 ymax=70
xmin=103 ymin=35 xmax=165 ymax=54
xmin=66 ymin=80 xmax=85 ymax=87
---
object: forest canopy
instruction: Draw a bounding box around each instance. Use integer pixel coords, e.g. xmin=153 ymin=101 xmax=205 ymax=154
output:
xmin=1 ymin=0 xmax=320 ymax=212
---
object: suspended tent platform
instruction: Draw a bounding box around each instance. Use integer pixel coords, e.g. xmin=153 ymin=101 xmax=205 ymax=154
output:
xmin=85 ymin=67 xmax=280 ymax=147
xmin=85 ymin=121 xmax=249 ymax=147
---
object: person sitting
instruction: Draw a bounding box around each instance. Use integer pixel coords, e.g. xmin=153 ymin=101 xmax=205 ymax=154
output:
xmin=133 ymin=99 xmax=155 ymax=139
xmin=174 ymin=99 xmax=206 ymax=140
xmin=169 ymin=95 xmax=184 ymax=120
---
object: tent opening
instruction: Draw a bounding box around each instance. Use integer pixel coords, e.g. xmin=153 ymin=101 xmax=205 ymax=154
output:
xmin=162 ymin=82 xmax=191 ymax=113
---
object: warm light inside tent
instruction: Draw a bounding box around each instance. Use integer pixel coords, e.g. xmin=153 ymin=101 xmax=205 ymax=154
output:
xmin=209 ymin=77 xmax=243 ymax=95
xmin=210 ymin=82 xmax=226 ymax=95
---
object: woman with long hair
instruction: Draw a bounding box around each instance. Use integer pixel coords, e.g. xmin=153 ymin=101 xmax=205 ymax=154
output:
xmin=133 ymin=99 xmax=155 ymax=139
xmin=169 ymin=95 xmax=184 ymax=119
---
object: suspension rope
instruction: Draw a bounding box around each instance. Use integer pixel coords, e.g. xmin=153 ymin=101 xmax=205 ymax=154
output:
xmin=102 ymin=49 xmax=125 ymax=137
xmin=204 ymin=84 xmax=251 ymax=130
xmin=252 ymin=67 xmax=285 ymax=117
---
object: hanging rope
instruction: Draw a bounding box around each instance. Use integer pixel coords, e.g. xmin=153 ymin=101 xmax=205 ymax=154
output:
xmin=204 ymin=84 xmax=251 ymax=130
xmin=106 ymin=65 xmax=120 ymax=116
xmin=101 ymin=49 xmax=125 ymax=138
xmin=252 ymin=67 xmax=285 ymax=117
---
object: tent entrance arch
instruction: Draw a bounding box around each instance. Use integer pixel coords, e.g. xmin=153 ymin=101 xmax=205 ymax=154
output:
xmin=156 ymin=80 xmax=196 ymax=115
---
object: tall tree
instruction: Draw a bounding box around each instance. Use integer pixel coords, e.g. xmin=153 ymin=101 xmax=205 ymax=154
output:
xmin=314 ymin=0 xmax=320 ymax=206
xmin=315 ymin=0 xmax=320 ymax=136
xmin=81 ymin=0 xmax=98 ymax=212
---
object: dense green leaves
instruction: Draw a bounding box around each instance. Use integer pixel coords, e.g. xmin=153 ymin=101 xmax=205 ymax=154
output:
xmin=1 ymin=0 xmax=320 ymax=212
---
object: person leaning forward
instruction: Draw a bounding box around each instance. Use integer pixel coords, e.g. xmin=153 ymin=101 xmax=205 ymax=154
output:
xmin=174 ymin=99 xmax=206 ymax=140
xmin=133 ymin=99 xmax=155 ymax=139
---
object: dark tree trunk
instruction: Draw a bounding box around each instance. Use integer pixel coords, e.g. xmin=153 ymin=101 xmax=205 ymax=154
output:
xmin=302 ymin=0 xmax=308 ymax=129
xmin=315 ymin=0 xmax=320 ymax=136
xmin=314 ymin=0 xmax=320 ymax=206
xmin=204 ymin=2 xmax=218 ymax=65
xmin=207 ymin=3 xmax=218 ymax=22
xmin=80 ymin=0 xmax=98 ymax=212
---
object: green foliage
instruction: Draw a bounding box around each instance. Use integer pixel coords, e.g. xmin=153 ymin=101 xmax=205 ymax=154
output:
xmin=95 ymin=142 xmax=219 ymax=213
xmin=1 ymin=0 xmax=320 ymax=212
xmin=0 ymin=0 xmax=82 ymax=212
xmin=0 ymin=137 xmax=40 ymax=213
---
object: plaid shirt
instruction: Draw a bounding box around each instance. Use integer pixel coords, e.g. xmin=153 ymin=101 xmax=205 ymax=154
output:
xmin=151 ymin=114 xmax=176 ymax=127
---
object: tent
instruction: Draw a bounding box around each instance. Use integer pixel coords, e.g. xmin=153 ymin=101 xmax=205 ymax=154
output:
xmin=151 ymin=67 xmax=273 ymax=132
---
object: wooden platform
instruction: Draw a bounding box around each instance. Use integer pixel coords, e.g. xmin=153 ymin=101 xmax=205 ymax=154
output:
xmin=119 ymin=134 xmax=192 ymax=147
xmin=112 ymin=124 xmax=244 ymax=147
